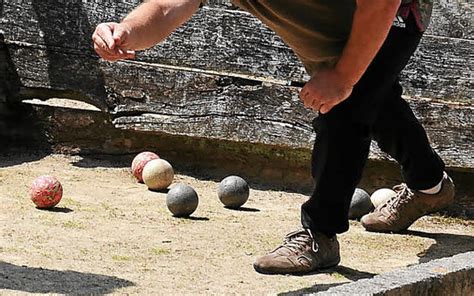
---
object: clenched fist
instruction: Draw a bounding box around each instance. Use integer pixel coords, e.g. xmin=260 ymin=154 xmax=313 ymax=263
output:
xmin=92 ymin=22 xmax=136 ymax=61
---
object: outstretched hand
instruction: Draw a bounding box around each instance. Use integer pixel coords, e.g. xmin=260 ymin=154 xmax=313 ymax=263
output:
xmin=299 ymin=68 xmax=354 ymax=114
xmin=92 ymin=22 xmax=136 ymax=61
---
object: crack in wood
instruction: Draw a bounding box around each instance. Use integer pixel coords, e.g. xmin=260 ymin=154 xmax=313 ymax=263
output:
xmin=112 ymin=111 xmax=312 ymax=131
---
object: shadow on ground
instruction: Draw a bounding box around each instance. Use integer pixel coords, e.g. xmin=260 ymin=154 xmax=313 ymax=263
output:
xmin=71 ymin=153 xmax=132 ymax=169
xmin=70 ymin=153 xmax=305 ymax=195
xmin=405 ymin=230 xmax=474 ymax=264
xmin=278 ymin=283 xmax=342 ymax=296
xmin=277 ymin=265 xmax=376 ymax=295
xmin=0 ymin=148 xmax=50 ymax=168
xmin=331 ymin=265 xmax=376 ymax=281
xmin=0 ymin=261 xmax=134 ymax=295
xmin=224 ymin=206 xmax=260 ymax=212
xmin=37 ymin=206 xmax=74 ymax=213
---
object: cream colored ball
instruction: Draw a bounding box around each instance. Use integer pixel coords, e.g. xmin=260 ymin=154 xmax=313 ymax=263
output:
xmin=142 ymin=159 xmax=174 ymax=190
xmin=370 ymin=188 xmax=397 ymax=208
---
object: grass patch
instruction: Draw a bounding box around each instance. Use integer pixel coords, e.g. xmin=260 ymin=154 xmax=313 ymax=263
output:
xmin=150 ymin=247 xmax=171 ymax=256
xmin=331 ymin=272 xmax=347 ymax=281
xmin=40 ymin=251 xmax=52 ymax=258
xmin=112 ymin=254 xmax=132 ymax=261
xmin=0 ymin=246 xmax=21 ymax=253
xmin=81 ymin=206 xmax=99 ymax=213
xmin=101 ymin=202 xmax=120 ymax=218
xmin=426 ymin=215 xmax=473 ymax=226
xmin=62 ymin=220 xmax=85 ymax=229
xmin=100 ymin=202 xmax=111 ymax=210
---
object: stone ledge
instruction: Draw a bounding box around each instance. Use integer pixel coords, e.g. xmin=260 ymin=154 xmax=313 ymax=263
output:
xmin=316 ymin=251 xmax=474 ymax=295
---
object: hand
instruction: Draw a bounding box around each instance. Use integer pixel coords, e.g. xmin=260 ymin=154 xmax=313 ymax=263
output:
xmin=92 ymin=22 xmax=136 ymax=61
xmin=299 ymin=68 xmax=354 ymax=114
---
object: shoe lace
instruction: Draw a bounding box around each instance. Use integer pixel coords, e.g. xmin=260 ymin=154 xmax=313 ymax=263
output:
xmin=383 ymin=183 xmax=415 ymax=215
xmin=279 ymin=229 xmax=318 ymax=254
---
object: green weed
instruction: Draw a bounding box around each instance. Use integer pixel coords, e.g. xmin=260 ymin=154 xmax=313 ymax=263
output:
xmin=150 ymin=247 xmax=171 ymax=256
xmin=62 ymin=220 xmax=85 ymax=229
xmin=112 ymin=254 xmax=132 ymax=261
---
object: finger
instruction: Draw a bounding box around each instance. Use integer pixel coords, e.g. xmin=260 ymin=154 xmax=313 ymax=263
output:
xmin=94 ymin=43 xmax=109 ymax=57
xmin=92 ymin=35 xmax=114 ymax=55
xmin=94 ymin=46 xmax=122 ymax=61
xmin=300 ymin=92 xmax=311 ymax=103
xmin=301 ymin=93 xmax=320 ymax=111
xmin=300 ymin=86 xmax=319 ymax=107
xmin=112 ymin=25 xmax=128 ymax=46
xmin=94 ymin=42 xmax=117 ymax=57
xmin=97 ymin=47 xmax=134 ymax=61
xmin=312 ymin=100 xmax=324 ymax=112
xmin=299 ymin=87 xmax=311 ymax=100
xmin=319 ymin=103 xmax=334 ymax=114
xmin=96 ymin=52 xmax=119 ymax=61
xmin=302 ymin=99 xmax=312 ymax=109
xmin=304 ymin=96 xmax=320 ymax=111
xmin=117 ymin=48 xmax=136 ymax=60
xmin=96 ymin=24 xmax=116 ymax=50
xmin=303 ymin=93 xmax=323 ymax=111
xmin=299 ymin=88 xmax=314 ymax=106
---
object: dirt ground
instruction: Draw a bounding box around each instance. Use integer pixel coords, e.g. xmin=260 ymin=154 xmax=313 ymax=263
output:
xmin=1 ymin=152 xmax=473 ymax=295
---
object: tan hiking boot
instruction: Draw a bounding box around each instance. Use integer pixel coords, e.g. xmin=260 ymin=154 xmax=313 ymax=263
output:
xmin=253 ymin=229 xmax=340 ymax=275
xmin=361 ymin=172 xmax=455 ymax=233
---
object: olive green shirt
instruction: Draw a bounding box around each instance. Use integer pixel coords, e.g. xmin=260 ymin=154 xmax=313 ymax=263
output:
xmin=231 ymin=0 xmax=355 ymax=75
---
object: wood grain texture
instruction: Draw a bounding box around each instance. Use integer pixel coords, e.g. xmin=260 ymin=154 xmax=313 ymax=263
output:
xmin=1 ymin=0 xmax=473 ymax=170
xmin=403 ymin=35 xmax=473 ymax=103
xmin=107 ymin=63 xmax=474 ymax=169
xmin=1 ymin=0 xmax=472 ymax=101
xmin=4 ymin=41 xmax=473 ymax=168
xmin=427 ymin=0 xmax=473 ymax=40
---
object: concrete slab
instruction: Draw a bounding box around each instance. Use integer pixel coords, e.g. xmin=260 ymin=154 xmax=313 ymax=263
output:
xmin=317 ymin=251 xmax=474 ymax=295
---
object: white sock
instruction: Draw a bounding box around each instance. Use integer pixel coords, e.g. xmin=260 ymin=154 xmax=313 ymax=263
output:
xmin=419 ymin=178 xmax=443 ymax=194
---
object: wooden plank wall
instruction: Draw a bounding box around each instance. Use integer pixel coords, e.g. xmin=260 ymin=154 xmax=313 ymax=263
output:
xmin=0 ymin=0 xmax=472 ymax=170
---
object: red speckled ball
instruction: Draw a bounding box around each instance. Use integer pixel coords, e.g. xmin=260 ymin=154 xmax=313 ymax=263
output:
xmin=30 ymin=175 xmax=63 ymax=209
xmin=131 ymin=151 xmax=160 ymax=183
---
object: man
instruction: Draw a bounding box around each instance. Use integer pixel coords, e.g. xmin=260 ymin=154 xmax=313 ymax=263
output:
xmin=92 ymin=0 xmax=454 ymax=275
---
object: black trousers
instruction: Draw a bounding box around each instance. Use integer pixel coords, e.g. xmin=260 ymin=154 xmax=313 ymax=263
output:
xmin=301 ymin=16 xmax=445 ymax=236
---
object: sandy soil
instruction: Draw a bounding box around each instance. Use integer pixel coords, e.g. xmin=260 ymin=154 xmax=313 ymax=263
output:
xmin=1 ymin=153 xmax=473 ymax=295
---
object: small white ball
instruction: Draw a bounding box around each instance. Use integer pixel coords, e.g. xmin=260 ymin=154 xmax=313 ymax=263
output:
xmin=142 ymin=159 xmax=174 ymax=190
xmin=370 ymin=188 xmax=397 ymax=208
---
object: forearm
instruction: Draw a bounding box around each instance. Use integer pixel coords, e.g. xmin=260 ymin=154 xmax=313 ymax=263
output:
xmin=121 ymin=0 xmax=201 ymax=50
xmin=335 ymin=0 xmax=401 ymax=86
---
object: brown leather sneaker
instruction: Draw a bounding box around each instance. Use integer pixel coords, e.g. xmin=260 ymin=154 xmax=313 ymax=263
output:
xmin=361 ymin=172 xmax=455 ymax=233
xmin=253 ymin=229 xmax=340 ymax=275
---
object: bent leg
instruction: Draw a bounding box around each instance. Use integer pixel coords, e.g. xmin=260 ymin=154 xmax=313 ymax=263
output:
xmin=301 ymin=13 xmax=432 ymax=235
xmin=371 ymin=82 xmax=445 ymax=190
